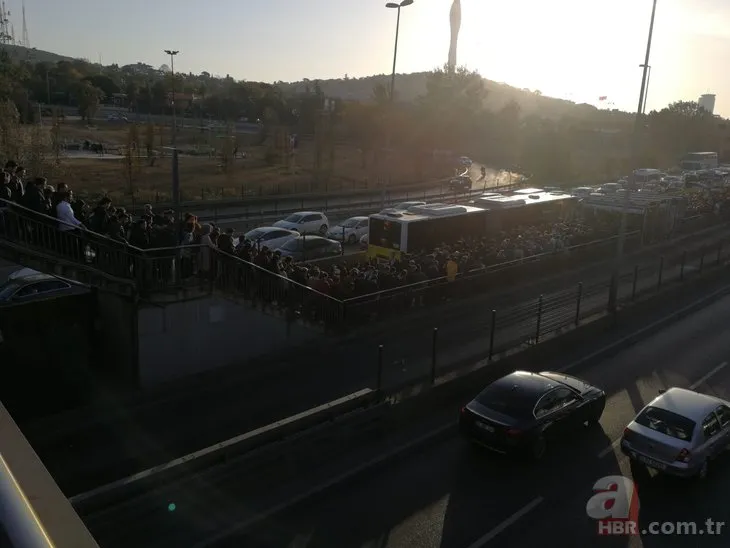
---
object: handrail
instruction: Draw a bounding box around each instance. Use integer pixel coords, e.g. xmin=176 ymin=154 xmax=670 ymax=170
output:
xmin=341 ymin=231 xmax=641 ymax=303
xmin=0 ymin=453 xmax=55 ymax=548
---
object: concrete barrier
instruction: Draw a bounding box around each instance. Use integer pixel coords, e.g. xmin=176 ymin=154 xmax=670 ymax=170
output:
xmin=70 ymin=388 xmax=381 ymax=512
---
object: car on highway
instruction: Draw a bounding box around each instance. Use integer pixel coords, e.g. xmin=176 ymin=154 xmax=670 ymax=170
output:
xmin=276 ymin=235 xmax=342 ymax=261
xmin=448 ymin=176 xmax=472 ymax=192
xmin=0 ymin=269 xmax=89 ymax=305
xmin=459 ymin=370 xmax=606 ymax=460
xmin=459 ymin=156 xmax=473 ymax=167
xmin=327 ymin=216 xmax=369 ymax=244
xmin=242 ymin=227 xmax=299 ymax=249
xmin=620 ymin=387 xmax=730 ymax=480
xmin=273 ymin=211 xmax=329 ymax=235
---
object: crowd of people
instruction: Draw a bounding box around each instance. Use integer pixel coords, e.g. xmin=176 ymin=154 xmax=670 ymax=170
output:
xmin=0 ymin=161 xmax=698 ymax=314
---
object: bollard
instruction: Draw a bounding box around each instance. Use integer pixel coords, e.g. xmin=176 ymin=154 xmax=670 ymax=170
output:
xmin=680 ymin=251 xmax=686 ymax=281
xmin=575 ymin=282 xmax=583 ymax=326
xmin=377 ymin=345 xmax=384 ymax=396
xmin=717 ymin=243 xmax=722 ymax=266
xmin=657 ymin=256 xmax=664 ymax=288
xmin=535 ymin=295 xmax=544 ymax=344
xmin=632 ymin=265 xmax=638 ymax=301
xmin=488 ymin=310 xmax=496 ymax=362
xmin=430 ymin=328 xmax=438 ymax=385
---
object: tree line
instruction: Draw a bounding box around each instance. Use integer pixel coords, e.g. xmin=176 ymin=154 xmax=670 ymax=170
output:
xmin=0 ymin=49 xmax=724 ymax=184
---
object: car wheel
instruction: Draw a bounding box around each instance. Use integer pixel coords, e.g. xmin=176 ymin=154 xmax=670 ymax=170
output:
xmin=347 ymin=234 xmax=356 ymax=244
xmin=696 ymin=459 xmax=709 ymax=480
xmin=530 ymin=436 xmax=547 ymax=460
xmin=319 ymin=224 xmax=328 ymax=235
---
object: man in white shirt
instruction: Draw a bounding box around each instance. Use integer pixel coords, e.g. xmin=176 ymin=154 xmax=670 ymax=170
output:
xmin=56 ymin=191 xmax=83 ymax=232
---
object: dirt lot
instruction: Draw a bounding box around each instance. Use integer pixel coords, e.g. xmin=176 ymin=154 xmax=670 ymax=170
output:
xmin=29 ymin=120 xmax=454 ymax=205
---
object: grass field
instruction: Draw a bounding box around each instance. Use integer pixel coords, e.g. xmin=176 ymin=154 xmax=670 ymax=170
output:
xmin=27 ymin=120 xmax=454 ymax=205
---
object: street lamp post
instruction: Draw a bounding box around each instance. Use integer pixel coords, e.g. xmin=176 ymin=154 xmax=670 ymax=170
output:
xmin=164 ymin=49 xmax=179 ymax=146
xmin=385 ymin=0 xmax=413 ymax=102
xmin=608 ymin=0 xmax=658 ymax=313
xmin=640 ymin=64 xmax=652 ymax=114
xmin=164 ymin=49 xmax=180 ymax=228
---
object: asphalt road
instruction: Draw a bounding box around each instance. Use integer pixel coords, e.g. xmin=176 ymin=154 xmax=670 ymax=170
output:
xmin=24 ymin=227 xmax=730 ymax=497
xmin=220 ymin=291 xmax=730 ymax=548
xmin=77 ymin=278 xmax=730 ymax=548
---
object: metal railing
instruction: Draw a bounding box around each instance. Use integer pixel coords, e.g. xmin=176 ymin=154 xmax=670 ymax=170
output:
xmin=371 ymin=239 xmax=728 ymax=396
xmin=342 ymin=231 xmax=642 ymax=322
xmin=0 ymin=197 xmax=726 ymax=332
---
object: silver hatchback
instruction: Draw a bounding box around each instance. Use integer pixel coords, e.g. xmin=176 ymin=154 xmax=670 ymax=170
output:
xmin=621 ymin=387 xmax=730 ymax=479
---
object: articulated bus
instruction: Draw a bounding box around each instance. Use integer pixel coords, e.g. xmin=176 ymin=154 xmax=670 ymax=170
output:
xmin=366 ymin=191 xmax=576 ymax=259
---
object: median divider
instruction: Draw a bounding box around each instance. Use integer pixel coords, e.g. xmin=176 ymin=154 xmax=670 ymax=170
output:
xmin=70 ymin=388 xmax=383 ymax=513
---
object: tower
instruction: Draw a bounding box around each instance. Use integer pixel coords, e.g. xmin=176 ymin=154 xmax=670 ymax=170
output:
xmin=448 ymin=0 xmax=461 ymax=74
xmin=21 ymin=0 xmax=29 ymax=48
xmin=0 ymin=1 xmax=10 ymax=44
xmin=698 ymin=94 xmax=716 ymax=115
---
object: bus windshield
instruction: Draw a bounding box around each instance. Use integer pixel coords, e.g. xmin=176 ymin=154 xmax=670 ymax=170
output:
xmin=369 ymin=218 xmax=402 ymax=250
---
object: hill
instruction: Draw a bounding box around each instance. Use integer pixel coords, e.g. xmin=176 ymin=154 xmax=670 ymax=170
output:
xmin=276 ymin=72 xmax=612 ymax=120
xmin=2 ymin=44 xmax=76 ymax=64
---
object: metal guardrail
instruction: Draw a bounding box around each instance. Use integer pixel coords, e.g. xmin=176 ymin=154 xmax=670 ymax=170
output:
xmin=70 ymin=388 xmax=381 ymax=512
xmin=193 ymin=184 xmax=507 ymax=223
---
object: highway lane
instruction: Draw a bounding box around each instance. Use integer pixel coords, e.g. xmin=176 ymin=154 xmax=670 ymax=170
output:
xmin=212 ymin=291 xmax=730 ymax=548
xmin=26 ymin=229 xmax=730 ymax=496
xmin=182 ymin=164 xmax=504 ymax=221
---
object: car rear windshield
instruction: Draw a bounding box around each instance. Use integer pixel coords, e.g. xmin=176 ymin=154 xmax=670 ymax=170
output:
xmin=475 ymin=384 xmax=536 ymax=419
xmin=284 ymin=214 xmax=303 ymax=223
xmin=635 ymin=406 xmax=695 ymax=442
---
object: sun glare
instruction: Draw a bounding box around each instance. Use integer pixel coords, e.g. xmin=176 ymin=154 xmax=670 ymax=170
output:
xmin=403 ymin=0 xmax=690 ymax=110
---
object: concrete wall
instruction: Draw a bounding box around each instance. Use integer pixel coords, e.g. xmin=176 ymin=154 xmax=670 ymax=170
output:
xmin=137 ymin=296 xmax=320 ymax=387
xmin=95 ymin=291 xmax=137 ymax=386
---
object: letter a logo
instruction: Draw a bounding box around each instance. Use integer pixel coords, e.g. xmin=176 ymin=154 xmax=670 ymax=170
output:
xmin=586 ymin=475 xmax=640 ymax=522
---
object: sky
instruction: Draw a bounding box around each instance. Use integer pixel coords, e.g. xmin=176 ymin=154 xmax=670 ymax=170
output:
xmin=14 ymin=0 xmax=730 ymax=116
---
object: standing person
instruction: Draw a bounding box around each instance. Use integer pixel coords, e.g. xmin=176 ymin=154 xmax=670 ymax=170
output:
xmin=56 ymin=190 xmax=84 ymax=258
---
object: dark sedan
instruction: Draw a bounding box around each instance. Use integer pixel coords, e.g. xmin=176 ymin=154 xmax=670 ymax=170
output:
xmin=459 ymin=370 xmax=606 ymax=460
xmin=276 ymin=235 xmax=342 ymax=261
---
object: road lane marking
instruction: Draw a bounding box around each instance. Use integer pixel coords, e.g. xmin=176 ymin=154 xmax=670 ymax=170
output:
xmin=465 ymin=496 xmax=544 ymax=547
xmin=598 ymin=362 xmax=729 ymax=459
xmin=689 ymin=362 xmax=727 ymax=390
xmin=598 ymin=439 xmax=622 ymax=459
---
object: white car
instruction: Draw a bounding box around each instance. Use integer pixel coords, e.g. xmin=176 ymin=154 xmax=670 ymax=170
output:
xmin=459 ymin=156 xmax=473 ymax=167
xmin=272 ymin=211 xmax=330 ymax=235
xmin=243 ymin=227 xmax=299 ymax=249
xmin=328 ymin=216 xmax=369 ymax=244
xmin=360 ymin=233 xmax=368 ymax=250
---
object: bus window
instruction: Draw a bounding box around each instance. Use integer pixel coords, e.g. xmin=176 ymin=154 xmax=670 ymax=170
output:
xmin=369 ymin=218 xmax=402 ymax=250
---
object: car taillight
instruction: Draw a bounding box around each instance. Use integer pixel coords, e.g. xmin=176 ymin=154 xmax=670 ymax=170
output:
xmin=675 ymin=448 xmax=691 ymax=463
xmin=460 ymin=406 xmax=467 ymax=415
xmin=622 ymin=427 xmax=631 ymax=439
xmin=505 ymin=428 xmax=521 ymax=436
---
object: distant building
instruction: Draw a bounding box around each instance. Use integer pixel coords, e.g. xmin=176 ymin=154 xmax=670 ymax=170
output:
xmin=698 ymin=94 xmax=716 ymax=114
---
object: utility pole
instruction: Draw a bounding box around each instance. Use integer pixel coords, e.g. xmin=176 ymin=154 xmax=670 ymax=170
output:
xmin=608 ymin=0 xmax=658 ymax=313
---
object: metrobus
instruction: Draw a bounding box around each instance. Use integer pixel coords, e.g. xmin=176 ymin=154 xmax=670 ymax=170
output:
xmin=680 ymin=152 xmax=718 ymax=171
xmin=366 ymin=191 xmax=576 ymax=259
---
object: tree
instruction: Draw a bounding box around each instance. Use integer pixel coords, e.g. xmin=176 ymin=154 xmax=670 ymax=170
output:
xmin=73 ymin=81 xmax=104 ymax=122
